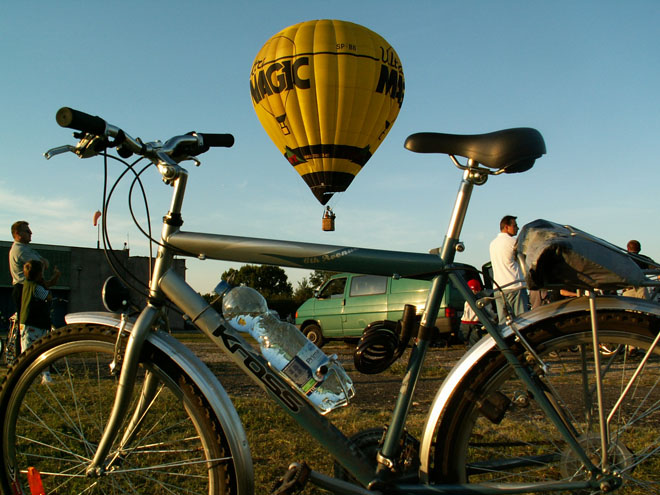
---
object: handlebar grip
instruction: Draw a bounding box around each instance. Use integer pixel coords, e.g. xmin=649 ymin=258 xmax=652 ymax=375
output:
xmin=56 ymin=107 xmax=107 ymax=135
xmin=199 ymin=133 xmax=234 ymax=148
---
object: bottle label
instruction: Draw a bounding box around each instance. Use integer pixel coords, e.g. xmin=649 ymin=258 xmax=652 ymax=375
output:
xmin=297 ymin=341 xmax=327 ymax=371
xmin=282 ymin=356 xmax=318 ymax=395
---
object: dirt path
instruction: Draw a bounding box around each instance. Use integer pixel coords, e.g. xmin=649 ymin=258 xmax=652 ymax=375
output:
xmin=184 ymin=339 xmax=467 ymax=410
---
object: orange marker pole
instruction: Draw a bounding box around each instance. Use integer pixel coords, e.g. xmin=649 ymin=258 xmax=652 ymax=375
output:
xmin=27 ymin=467 xmax=46 ymax=495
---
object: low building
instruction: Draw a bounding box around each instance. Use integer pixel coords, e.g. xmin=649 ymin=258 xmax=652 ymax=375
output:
xmin=0 ymin=241 xmax=186 ymax=330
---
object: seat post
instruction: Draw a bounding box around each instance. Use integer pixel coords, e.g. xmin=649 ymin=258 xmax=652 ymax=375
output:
xmin=439 ymin=159 xmax=484 ymax=263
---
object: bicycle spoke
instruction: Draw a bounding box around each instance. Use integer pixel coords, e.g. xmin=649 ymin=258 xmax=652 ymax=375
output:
xmin=20 ymin=402 xmax=92 ymax=463
xmin=16 ymin=433 xmax=91 ymax=466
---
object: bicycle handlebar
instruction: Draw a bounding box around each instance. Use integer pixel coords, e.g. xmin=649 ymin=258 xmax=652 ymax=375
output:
xmin=198 ymin=133 xmax=234 ymax=148
xmin=56 ymin=106 xmax=234 ymax=148
xmin=56 ymin=107 xmax=107 ymax=135
xmin=49 ymin=107 xmax=234 ymax=169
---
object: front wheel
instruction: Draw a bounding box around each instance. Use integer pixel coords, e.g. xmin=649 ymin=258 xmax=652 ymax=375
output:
xmin=429 ymin=310 xmax=660 ymax=494
xmin=303 ymin=323 xmax=325 ymax=347
xmin=0 ymin=324 xmax=240 ymax=494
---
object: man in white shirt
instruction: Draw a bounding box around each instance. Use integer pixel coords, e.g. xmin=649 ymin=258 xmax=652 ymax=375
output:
xmin=622 ymin=239 xmax=653 ymax=300
xmin=489 ymin=215 xmax=528 ymax=324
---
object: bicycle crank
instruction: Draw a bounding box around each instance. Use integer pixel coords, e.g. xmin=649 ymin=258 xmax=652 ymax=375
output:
xmin=270 ymin=462 xmax=311 ymax=495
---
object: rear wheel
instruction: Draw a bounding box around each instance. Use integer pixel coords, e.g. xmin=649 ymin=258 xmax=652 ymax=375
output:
xmin=0 ymin=324 xmax=239 ymax=494
xmin=429 ymin=310 xmax=660 ymax=494
xmin=599 ymin=342 xmax=624 ymax=356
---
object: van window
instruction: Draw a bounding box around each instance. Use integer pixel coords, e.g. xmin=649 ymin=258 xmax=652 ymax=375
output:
xmin=349 ymin=275 xmax=387 ymax=297
xmin=318 ymin=277 xmax=347 ymax=299
xmin=390 ymin=278 xmax=429 ymax=293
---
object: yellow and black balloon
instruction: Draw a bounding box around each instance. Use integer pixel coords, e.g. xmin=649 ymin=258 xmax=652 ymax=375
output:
xmin=250 ymin=19 xmax=404 ymax=205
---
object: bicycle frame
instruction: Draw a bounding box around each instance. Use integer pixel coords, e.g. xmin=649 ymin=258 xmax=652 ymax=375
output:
xmin=85 ymin=162 xmax=612 ymax=493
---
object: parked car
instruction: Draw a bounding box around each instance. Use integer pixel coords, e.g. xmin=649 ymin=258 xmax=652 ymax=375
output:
xmin=295 ymin=265 xmax=481 ymax=347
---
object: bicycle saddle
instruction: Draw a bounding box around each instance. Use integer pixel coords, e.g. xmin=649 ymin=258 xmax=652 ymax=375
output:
xmin=404 ymin=127 xmax=545 ymax=173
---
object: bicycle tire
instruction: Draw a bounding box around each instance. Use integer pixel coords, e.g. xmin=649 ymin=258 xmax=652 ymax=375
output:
xmin=428 ymin=310 xmax=660 ymax=494
xmin=0 ymin=324 xmax=239 ymax=494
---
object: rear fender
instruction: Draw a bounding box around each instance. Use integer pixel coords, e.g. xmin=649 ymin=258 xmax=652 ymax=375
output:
xmin=418 ymin=295 xmax=660 ymax=482
xmin=64 ymin=311 xmax=253 ymax=493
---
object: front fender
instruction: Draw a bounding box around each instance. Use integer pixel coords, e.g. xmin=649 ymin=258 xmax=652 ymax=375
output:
xmin=418 ymin=295 xmax=660 ymax=482
xmin=65 ymin=311 xmax=254 ymax=494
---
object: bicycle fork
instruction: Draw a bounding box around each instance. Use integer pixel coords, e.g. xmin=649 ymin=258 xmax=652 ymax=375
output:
xmin=86 ymin=173 xmax=187 ymax=476
xmin=86 ymin=304 xmax=161 ymax=476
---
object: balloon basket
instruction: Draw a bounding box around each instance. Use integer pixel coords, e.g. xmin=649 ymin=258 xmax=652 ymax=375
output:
xmin=322 ymin=217 xmax=335 ymax=231
xmin=322 ymin=206 xmax=336 ymax=231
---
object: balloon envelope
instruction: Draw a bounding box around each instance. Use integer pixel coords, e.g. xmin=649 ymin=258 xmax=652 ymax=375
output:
xmin=250 ymin=19 xmax=404 ymax=204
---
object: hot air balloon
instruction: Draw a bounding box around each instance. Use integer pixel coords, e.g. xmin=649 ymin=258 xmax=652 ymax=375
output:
xmin=250 ymin=19 xmax=404 ymax=207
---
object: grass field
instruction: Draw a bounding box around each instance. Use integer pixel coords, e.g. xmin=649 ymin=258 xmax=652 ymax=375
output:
xmin=0 ymin=334 xmax=455 ymax=494
xmin=2 ymin=330 xmax=659 ymax=494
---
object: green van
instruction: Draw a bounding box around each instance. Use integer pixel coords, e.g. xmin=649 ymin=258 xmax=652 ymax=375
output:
xmin=295 ymin=266 xmax=480 ymax=347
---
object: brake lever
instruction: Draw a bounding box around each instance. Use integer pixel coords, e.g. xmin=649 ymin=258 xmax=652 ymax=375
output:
xmin=44 ymin=145 xmax=76 ymax=160
xmin=45 ymin=134 xmax=110 ymax=160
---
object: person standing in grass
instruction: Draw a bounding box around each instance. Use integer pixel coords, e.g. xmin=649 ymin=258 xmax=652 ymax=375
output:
xmin=9 ymin=221 xmax=60 ymax=322
xmin=20 ymin=260 xmax=53 ymax=383
xmin=489 ymin=215 xmax=529 ymax=324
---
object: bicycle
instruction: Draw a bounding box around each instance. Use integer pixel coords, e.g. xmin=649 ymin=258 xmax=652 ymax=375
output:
xmin=3 ymin=314 xmax=19 ymax=367
xmin=1 ymin=107 xmax=659 ymax=495
xmin=3 ymin=299 xmax=68 ymax=368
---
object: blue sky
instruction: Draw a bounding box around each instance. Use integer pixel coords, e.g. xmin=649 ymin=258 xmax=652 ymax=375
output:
xmin=2 ymin=1 xmax=659 ymax=293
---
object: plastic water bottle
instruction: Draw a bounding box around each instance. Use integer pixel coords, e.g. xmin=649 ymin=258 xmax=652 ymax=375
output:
xmin=220 ymin=284 xmax=354 ymax=414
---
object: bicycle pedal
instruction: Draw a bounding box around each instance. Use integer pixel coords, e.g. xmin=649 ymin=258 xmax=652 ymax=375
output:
xmin=270 ymin=462 xmax=311 ymax=495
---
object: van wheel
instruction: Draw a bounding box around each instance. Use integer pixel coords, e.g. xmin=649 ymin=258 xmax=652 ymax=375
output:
xmin=303 ymin=324 xmax=325 ymax=347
